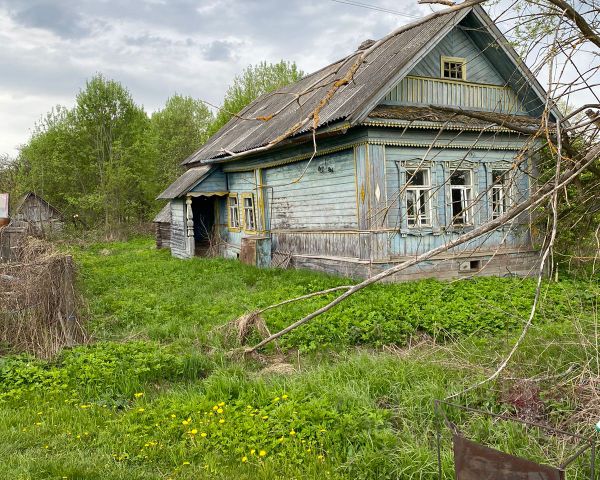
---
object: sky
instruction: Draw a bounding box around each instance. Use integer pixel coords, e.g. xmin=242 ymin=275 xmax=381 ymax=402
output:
xmin=0 ymin=0 xmax=437 ymax=156
xmin=0 ymin=0 xmax=592 ymax=157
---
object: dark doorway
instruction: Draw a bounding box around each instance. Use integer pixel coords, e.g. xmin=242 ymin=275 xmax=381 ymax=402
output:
xmin=191 ymin=196 xmax=215 ymax=256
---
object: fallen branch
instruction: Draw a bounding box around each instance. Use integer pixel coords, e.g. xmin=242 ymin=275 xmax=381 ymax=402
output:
xmin=242 ymin=141 xmax=600 ymax=354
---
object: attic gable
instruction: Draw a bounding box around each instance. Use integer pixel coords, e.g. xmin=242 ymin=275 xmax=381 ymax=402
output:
xmin=374 ymin=9 xmax=550 ymax=119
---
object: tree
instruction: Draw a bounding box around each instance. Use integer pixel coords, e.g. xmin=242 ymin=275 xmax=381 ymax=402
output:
xmin=151 ymin=95 xmax=213 ymax=187
xmin=17 ymin=74 xmax=158 ymax=229
xmin=209 ymin=60 xmax=304 ymax=135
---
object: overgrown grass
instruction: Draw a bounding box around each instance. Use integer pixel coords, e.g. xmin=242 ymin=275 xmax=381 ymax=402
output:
xmin=0 ymin=237 xmax=598 ymax=479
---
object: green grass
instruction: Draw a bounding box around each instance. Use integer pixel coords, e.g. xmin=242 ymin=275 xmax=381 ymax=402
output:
xmin=0 ymin=237 xmax=598 ymax=479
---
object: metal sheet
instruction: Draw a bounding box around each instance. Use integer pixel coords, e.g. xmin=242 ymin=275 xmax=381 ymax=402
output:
xmin=453 ymin=434 xmax=565 ymax=480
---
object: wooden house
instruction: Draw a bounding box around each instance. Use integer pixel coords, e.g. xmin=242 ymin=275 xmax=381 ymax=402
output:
xmin=158 ymin=6 xmax=556 ymax=281
xmin=12 ymin=192 xmax=64 ymax=235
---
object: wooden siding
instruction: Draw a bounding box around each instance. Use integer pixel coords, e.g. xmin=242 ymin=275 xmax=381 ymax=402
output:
xmin=266 ymin=149 xmax=358 ymax=230
xmin=189 ymin=168 xmax=227 ymax=194
xmin=384 ymin=76 xmax=527 ymax=114
xmin=169 ymin=199 xmax=188 ymax=259
xmin=384 ymin=143 xmax=531 ymax=257
xmin=380 ymin=26 xmax=529 ymax=115
xmin=409 ymin=27 xmax=505 ymax=84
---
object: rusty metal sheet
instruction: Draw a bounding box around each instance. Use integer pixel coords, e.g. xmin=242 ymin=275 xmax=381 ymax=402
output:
xmin=453 ymin=434 xmax=565 ymax=480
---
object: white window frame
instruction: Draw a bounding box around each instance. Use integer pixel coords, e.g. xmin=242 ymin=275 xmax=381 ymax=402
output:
xmin=405 ymin=168 xmax=432 ymax=228
xmin=450 ymin=169 xmax=473 ymax=226
xmin=441 ymin=56 xmax=467 ymax=81
xmin=227 ymin=194 xmax=240 ymax=231
xmin=491 ymin=169 xmax=513 ymax=220
xmin=241 ymin=193 xmax=256 ymax=232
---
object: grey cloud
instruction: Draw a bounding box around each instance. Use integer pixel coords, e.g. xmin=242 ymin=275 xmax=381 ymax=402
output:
xmin=203 ymin=40 xmax=239 ymax=62
xmin=3 ymin=1 xmax=91 ymax=39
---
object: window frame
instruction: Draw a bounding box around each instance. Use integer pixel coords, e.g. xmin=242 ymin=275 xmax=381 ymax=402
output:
xmin=449 ymin=169 xmax=474 ymax=227
xmin=440 ymin=56 xmax=467 ymax=81
xmin=241 ymin=193 xmax=257 ymax=233
xmin=404 ymin=168 xmax=433 ymax=228
xmin=227 ymin=194 xmax=241 ymax=231
xmin=491 ymin=169 xmax=513 ymax=220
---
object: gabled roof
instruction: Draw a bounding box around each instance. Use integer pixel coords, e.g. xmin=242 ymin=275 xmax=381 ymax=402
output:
xmin=179 ymin=4 xmax=554 ymax=171
xmin=15 ymin=192 xmax=63 ymax=218
xmin=184 ymin=7 xmax=468 ymax=165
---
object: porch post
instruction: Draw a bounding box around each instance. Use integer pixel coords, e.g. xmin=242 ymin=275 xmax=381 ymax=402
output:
xmin=185 ymin=195 xmax=195 ymax=257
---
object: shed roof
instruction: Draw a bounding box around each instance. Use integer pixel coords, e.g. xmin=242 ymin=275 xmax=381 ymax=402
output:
xmin=183 ymin=7 xmax=468 ymax=165
xmin=157 ymin=166 xmax=212 ymax=200
xmin=153 ymin=203 xmax=171 ymax=223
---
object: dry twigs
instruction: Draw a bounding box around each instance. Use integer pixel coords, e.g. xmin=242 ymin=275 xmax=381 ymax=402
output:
xmin=0 ymin=237 xmax=87 ymax=358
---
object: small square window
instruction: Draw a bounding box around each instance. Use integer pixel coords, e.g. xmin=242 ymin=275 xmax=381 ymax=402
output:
xmin=441 ymin=56 xmax=466 ymax=80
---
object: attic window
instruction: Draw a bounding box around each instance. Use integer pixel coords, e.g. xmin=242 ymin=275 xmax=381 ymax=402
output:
xmin=441 ymin=56 xmax=466 ymax=80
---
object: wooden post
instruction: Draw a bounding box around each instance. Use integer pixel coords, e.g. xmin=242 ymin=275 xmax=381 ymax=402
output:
xmin=186 ymin=196 xmax=195 ymax=258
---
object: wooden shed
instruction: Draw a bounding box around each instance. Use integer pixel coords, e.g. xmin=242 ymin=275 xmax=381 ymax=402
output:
xmin=153 ymin=203 xmax=171 ymax=250
xmin=13 ymin=192 xmax=64 ymax=235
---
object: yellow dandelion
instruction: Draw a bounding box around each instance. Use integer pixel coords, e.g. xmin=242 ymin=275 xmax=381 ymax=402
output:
xmin=250 ymin=449 xmax=256 ymax=455
xmin=262 ymin=415 xmax=269 ymax=420
xmin=217 ymin=408 xmax=223 ymax=414
xmin=170 ymin=414 xmax=176 ymax=418
xmin=190 ymin=429 xmax=198 ymax=435
xmin=273 ymin=397 xmax=280 ymax=402
xmin=282 ymin=394 xmax=288 ymax=400
xmin=212 ymin=406 xmax=218 ymax=411
xmin=182 ymin=461 xmax=190 ymax=466
xmin=219 ymin=419 xmax=225 ymax=424
xmin=317 ymin=455 xmax=325 ymax=461
xmin=134 ymin=392 xmax=144 ymax=398
xmin=182 ymin=418 xmax=191 ymax=426
xmin=218 ymin=402 xmax=225 ymax=407
xmin=137 ymin=408 xmax=145 ymax=413
xmin=241 ymin=456 xmax=248 ymax=463
xmin=289 ymin=430 xmax=296 ymax=436
xmin=200 ymin=432 xmax=207 ymax=438
xmin=259 ymin=450 xmax=267 ymax=457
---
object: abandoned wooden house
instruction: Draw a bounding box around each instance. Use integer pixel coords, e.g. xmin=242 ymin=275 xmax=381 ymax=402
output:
xmin=158 ymin=5 xmax=556 ymax=281
xmin=12 ymin=192 xmax=64 ymax=235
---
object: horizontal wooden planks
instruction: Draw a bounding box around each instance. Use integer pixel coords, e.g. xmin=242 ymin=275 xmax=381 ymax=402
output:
xmin=265 ymin=149 xmax=358 ymax=230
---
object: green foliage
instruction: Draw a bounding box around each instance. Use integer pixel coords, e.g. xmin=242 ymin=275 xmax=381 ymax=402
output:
xmin=0 ymin=239 xmax=597 ymax=478
xmin=150 ymin=95 xmax=213 ymax=187
xmin=535 ymin=142 xmax=600 ymax=276
xmin=17 ymin=75 xmax=158 ymax=228
xmin=209 ymin=60 xmax=304 ymax=135
xmin=0 ymin=342 xmax=210 ymax=403
xmin=72 ymin=239 xmax=597 ymax=352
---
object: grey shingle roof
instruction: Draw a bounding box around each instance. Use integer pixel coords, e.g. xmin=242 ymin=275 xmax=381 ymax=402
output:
xmin=153 ymin=203 xmax=171 ymax=223
xmin=183 ymin=8 xmax=466 ymax=165
xmin=157 ymin=166 xmax=212 ymax=200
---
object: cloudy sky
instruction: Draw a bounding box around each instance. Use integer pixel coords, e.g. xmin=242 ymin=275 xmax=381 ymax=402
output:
xmin=0 ymin=0 xmax=591 ymax=157
xmin=0 ymin=0 xmax=441 ymax=156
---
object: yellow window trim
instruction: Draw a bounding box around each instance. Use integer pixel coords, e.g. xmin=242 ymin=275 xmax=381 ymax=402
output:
xmin=440 ymin=56 xmax=467 ymax=81
xmin=240 ymin=193 xmax=257 ymax=234
xmin=227 ymin=193 xmax=241 ymax=232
